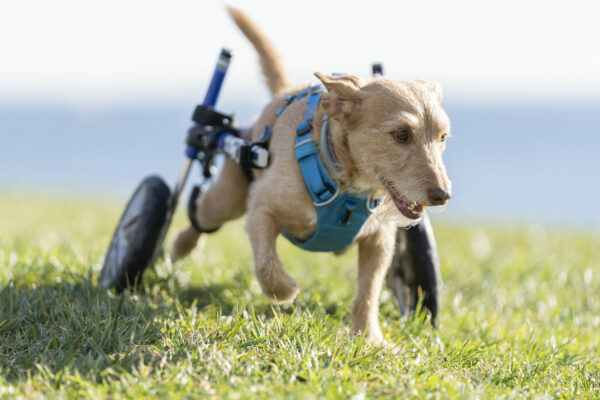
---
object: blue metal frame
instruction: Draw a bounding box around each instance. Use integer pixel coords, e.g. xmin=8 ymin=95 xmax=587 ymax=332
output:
xmin=202 ymin=48 xmax=232 ymax=107
xmin=186 ymin=49 xmax=233 ymax=160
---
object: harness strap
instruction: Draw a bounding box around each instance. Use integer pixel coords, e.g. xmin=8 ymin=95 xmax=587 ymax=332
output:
xmin=259 ymin=84 xmax=322 ymax=150
xmin=276 ymin=84 xmax=322 ymax=118
xmin=295 ymin=136 xmax=338 ymax=204
xmin=276 ymin=85 xmax=381 ymax=252
xmin=296 ymin=91 xmax=322 ymax=136
xmin=294 ymin=90 xmax=338 ymax=204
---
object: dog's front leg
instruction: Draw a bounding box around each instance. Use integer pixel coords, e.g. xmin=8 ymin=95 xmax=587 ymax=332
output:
xmin=247 ymin=207 xmax=299 ymax=303
xmin=353 ymin=225 xmax=396 ymax=344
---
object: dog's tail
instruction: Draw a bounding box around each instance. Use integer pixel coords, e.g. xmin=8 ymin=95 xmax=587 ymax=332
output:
xmin=227 ymin=7 xmax=293 ymax=96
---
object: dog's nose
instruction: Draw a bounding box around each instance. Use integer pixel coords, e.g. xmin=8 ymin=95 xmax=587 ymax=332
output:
xmin=428 ymin=187 xmax=451 ymax=205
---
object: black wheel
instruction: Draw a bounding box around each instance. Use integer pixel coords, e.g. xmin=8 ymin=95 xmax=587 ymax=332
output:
xmin=98 ymin=175 xmax=171 ymax=292
xmin=387 ymin=212 xmax=442 ymax=324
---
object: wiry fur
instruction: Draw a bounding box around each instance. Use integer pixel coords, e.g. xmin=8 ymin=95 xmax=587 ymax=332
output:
xmin=226 ymin=7 xmax=293 ymax=96
xmin=172 ymin=8 xmax=452 ymax=345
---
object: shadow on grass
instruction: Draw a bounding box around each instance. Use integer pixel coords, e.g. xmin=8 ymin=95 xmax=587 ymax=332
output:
xmin=178 ymin=282 xmax=244 ymax=315
xmin=0 ymin=277 xmax=163 ymax=383
xmin=177 ymin=271 xmax=350 ymax=320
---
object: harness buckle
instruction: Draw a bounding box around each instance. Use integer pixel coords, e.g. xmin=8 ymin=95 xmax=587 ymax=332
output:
xmin=296 ymin=119 xmax=312 ymax=135
xmin=313 ymin=186 xmax=340 ymax=207
xmin=339 ymin=199 xmax=357 ymax=225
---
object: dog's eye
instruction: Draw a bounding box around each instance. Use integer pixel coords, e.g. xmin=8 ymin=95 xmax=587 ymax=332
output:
xmin=391 ymin=130 xmax=410 ymax=143
xmin=440 ymin=134 xmax=448 ymax=143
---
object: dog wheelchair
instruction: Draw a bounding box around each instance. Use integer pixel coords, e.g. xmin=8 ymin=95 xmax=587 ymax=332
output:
xmin=98 ymin=49 xmax=442 ymax=323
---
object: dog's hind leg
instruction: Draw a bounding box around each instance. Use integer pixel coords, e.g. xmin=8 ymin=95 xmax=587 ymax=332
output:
xmin=172 ymin=157 xmax=249 ymax=261
xmin=353 ymin=224 xmax=396 ymax=344
xmin=246 ymin=204 xmax=299 ymax=303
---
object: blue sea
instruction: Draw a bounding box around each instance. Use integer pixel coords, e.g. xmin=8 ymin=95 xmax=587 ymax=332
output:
xmin=1 ymin=101 xmax=599 ymax=227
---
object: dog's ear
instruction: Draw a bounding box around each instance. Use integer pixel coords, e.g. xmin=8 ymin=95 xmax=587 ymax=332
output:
xmin=315 ymin=72 xmax=362 ymax=98
xmin=314 ymin=72 xmax=362 ymax=123
xmin=416 ymin=80 xmax=443 ymax=103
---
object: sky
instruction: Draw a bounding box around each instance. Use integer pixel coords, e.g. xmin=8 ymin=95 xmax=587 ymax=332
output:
xmin=2 ymin=0 xmax=600 ymax=227
xmin=1 ymin=0 xmax=600 ymax=109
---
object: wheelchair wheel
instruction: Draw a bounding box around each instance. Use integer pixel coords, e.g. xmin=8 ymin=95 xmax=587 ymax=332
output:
xmin=98 ymin=175 xmax=171 ymax=292
xmin=387 ymin=212 xmax=442 ymax=324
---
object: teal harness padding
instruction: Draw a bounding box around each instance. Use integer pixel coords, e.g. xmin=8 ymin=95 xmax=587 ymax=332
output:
xmin=274 ymin=85 xmax=380 ymax=252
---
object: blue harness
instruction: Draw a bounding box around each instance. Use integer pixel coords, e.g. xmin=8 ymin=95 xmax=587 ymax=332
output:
xmin=267 ymin=85 xmax=380 ymax=252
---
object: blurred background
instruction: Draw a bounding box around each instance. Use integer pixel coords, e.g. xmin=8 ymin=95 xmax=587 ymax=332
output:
xmin=1 ymin=0 xmax=599 ymax=228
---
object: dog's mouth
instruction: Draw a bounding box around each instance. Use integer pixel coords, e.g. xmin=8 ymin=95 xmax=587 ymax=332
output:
xmin=380 ymin=177 xmax=425 ymax=220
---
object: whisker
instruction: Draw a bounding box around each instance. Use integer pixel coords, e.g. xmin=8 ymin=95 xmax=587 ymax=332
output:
xmin=427 ymin=204 xmax=447 ymax=214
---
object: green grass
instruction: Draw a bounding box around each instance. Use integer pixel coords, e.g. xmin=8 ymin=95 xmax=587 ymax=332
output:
xmin=1 ymin=193 xmax=599 ymax=399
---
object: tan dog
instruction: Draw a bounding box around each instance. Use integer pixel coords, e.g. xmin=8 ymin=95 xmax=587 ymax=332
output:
xmin=173 ymin=8 xmax=452 ymax=344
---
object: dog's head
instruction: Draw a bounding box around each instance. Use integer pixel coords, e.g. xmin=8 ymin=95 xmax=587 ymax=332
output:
xmin=316 ymin=73 xmax=452 ymax=222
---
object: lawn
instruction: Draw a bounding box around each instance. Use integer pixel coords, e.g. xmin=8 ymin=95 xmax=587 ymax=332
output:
xmin=0 ymin=193 xmax=599 ymax=399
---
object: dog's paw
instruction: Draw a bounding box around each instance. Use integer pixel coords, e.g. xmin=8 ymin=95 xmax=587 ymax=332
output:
xmin=352 ymin=324 xmax=385 ymax=347
xmin=258 ymin=270 xmax=300 ymax=304
xmin=362 ymin=330 xmax=385 ymax=347
xmin=366 ymin=335 xmax=399 ymax=353
xmin=171 ymin=227 xmax=203 ymax=262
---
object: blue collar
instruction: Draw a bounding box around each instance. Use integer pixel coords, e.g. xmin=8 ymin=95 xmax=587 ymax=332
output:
xmin=319 ymin=117 xmax=342 ymax=178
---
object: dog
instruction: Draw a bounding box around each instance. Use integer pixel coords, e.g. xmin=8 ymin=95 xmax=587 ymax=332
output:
xmin=173 ymin=7 xmax=452 ymax=344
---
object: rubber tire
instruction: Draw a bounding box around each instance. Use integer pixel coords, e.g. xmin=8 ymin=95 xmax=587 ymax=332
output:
xmin=387 ymin=213 xmax=442 ymax=324
xmin=98 ymin=175 xmax=170 ymax=292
